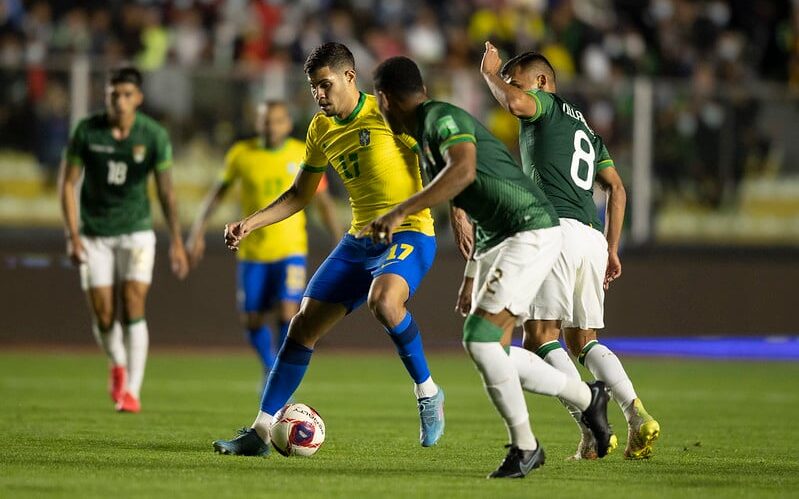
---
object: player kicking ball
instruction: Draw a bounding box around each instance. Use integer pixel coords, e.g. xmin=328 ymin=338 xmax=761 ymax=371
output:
xmin=212 ymin=43 xmax=444 ymax=456
xmin=481 ymin=42 xmax=660 ymax=460
xmin=59 ymin=65 xmax=189 ymax=413
xmin=365 ymin=56 xmax=612 ymax=479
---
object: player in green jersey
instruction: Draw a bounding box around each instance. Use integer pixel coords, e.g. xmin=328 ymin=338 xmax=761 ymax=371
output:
xmin=59 ymin=65 xmax=189 ymax=413
xmin=481 ymin=42 xmax=660 ymax=460
xmin=365 ymin=56 xmax=613 ymax=479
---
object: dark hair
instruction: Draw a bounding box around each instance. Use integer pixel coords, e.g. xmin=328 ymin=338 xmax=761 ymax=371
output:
xmin=108 ymin=65 xmax=143 ymax=88
xmin=501 ymin=52 xmax=556 ymax=83
xmin=303 ymin=42 xmax=355 ymax=74
xmin=373 ymin=56 xmax=425 ymax=98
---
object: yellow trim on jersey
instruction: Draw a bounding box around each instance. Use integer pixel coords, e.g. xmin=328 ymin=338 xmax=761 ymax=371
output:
xmin=222 ymin=137 xmax=308 ymax=262
xmin=439 ymin=133 xmax=476 ymax=155
xmin=302 ymin=93 xmax=434 ymax=236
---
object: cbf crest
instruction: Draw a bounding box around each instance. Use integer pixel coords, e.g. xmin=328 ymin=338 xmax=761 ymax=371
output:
xmin=132 ymin=144 xmax=147 ymax=163
xmin=358 ymin=128 xmax=370 ymax=146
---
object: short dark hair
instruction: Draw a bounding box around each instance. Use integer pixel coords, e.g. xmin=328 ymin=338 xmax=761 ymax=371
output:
xmin=501 ymin=52 xmax=556 ymax=83
xmin=108 ymin=65 xmax=143 ymax=88
xmin=303 ymin=42 xmax=355 ymax=74
xmin=373 ymin=56 xmax=425 ymax=98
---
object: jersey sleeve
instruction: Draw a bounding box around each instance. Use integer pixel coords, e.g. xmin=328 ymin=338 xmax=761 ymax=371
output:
xmin=153 ymin=125 xmax=173 ymax=172
xmin=397 ymin=132 xmax=421 ymax=154
xmin=219 ymin=142 xmax=242 ymax=185
xmin=429 ymin=105 xmax=477 ymax=156
xmin=524 ymin=89 xmax=555 ymax=123
xmin=300 ymin=115 xmax=329 ymax=173
xmin=595 ymin=137 xmax=615 ymax=171
xmin=65 ymin=120 xmax=87 ymax=167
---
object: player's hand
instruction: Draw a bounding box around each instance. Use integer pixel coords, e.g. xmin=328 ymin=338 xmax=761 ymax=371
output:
xmin=455 ymin=277 xmax=474 ymax=317
xmin=450 ymin=207 xmax=473 ymax=260
xmin=170 ymin=241 xmax=190 ymax=280
xmin=604 ymin=251 xmax=622 ymax=290
xmin=186 ymin=232 xmax=205 ymax=268
xmin=357 ymin=209 xmax=405 ymax=245
xmin=66 ymin=236 xmax=86 ymax=266
xmin=481 ymin=41 xmax=503 ymax=75
xmin=224 ymin=221 xmax=249 ymax=252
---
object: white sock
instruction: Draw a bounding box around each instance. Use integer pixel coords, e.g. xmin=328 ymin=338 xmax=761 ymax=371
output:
xmin=583 ymin=343 xmax=637 ymax=417
xmin=466 ymin=342 xmax=536 ymax=450
xmin=92 ymin=321 xmax=126 ymax=366
xmin=540 ymin=345 xmax=586 ymax=430
xmin=509 ymin=346 xmax=591 ymax=411
xmin=414 ymin=376 xmax=438 ymax=399
xmin=252 ymin=411 xmax=274 ymax=441
xmin=124 ymin=320 xmax=149 ymax=399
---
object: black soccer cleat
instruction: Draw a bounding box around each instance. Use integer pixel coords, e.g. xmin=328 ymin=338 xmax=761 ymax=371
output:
xmin=487 ymin=442 xmax=546 ymax=479
xmin=213 ymin=427 xmax=270 ymax=457
xmin=580 ymin=381 xmax=613 ymax=458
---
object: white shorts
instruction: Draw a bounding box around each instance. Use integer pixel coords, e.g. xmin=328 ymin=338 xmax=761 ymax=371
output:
xmin=79 ymin=230 xmax=156 ymax=290
xmin=471 ymin=227 xmax=562 ymax=321
xmin=530 ymin=218 xmax=607 ymax=329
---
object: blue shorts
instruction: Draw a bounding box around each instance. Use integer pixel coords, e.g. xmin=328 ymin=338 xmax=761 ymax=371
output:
xmin=237 ymin=256 xmax=307 ymax=313
xmin=305 ymin=231 xmax=436 ymax=313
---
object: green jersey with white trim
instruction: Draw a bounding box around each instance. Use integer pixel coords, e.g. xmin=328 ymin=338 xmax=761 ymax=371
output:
xmin=415 ymin=100 xmax=558 ymax=252
xmin=66 ymin=111 xmax=173 ymax=237
xmin=519 ymin=89 xmax=614 ymax=232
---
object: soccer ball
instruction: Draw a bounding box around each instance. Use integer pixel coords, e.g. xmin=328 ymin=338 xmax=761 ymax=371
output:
xmin=270 ymin=403 xmax=326 ymax=457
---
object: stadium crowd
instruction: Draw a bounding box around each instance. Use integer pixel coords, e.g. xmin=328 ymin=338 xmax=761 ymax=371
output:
xmin=0 ymin=0 xmax=796 ymax=209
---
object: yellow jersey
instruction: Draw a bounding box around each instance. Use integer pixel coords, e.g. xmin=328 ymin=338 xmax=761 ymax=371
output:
xmin=221 ymin=137 xmax=319 ymax=262
xmin=300 ymin=92 xmax=435 ymax=236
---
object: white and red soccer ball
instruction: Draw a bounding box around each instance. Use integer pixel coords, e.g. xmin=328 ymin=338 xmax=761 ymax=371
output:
xmin=270 ymin=403 xmax=326 ymax=457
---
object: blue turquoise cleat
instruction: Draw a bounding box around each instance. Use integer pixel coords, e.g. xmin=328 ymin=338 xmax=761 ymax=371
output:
xmin=213 ymin=428 xmax=270 ymax=457
xmin=418 ymin=387 xmax=445 ymax=447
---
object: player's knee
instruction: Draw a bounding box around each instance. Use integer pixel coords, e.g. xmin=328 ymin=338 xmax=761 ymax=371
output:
xmin=522 ymin=320 xmax=561 ymax=351
xmin=242 ymin=313 xmax=266 ymax=331
xmin=367 ymin=289 xmax=404 ymax=326
xmin=95 ymin=315 xmax=115 ymax=332
xmin=564 ymin=328 xmax=597 ymax=357
xmin=285 ymin=309 xmax=317 ymax=346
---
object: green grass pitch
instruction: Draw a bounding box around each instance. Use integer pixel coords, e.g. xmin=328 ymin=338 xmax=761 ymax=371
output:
xmin=2 ymin=350 xmax=798 ymax=498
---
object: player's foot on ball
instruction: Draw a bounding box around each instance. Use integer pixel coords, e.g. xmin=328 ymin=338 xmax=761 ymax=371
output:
xmin=488 ymin=443 xmax=545 ymax=478
xmin=114 ymin=391 xmax=140 ymax=413
xmin=568 ymin=431 xmax=618 ymax=460
xmin=580 ymin=381 xmax=613 ymax=458
xmin=418 ymin=387 xmax=445 ymax=447
xmin=624 ymin=399 xmax=660 ymax=460
xmin=109 ymin=365 xmax=127 ymax=403
xmin=213 ymin=428 xmax=270 ymax=457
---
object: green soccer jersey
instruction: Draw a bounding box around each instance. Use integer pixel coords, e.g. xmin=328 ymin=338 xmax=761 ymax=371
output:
xmin=414 ymin=100 xmax=558 ymax=252
xmin=519 ymin=89 xmax=615 ymax=232
xmin=66 ymin=112 xmax=173 ymax=237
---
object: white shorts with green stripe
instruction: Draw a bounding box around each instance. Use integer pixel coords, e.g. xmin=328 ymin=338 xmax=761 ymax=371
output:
xmin=79 ymin=230 xmax=156 ymax=290
xmin=470 ymin=226 xmax=562 ymax=323
xmin=530 ymin=218 xmax=607 ymax=329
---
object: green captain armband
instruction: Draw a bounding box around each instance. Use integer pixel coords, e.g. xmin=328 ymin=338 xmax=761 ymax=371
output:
xmin=300 ymin=163 xmax=327 ymax=173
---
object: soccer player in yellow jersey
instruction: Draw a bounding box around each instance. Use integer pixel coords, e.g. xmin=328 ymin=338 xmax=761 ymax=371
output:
xmin=186 ymin=101 xmax=340 ymax=381
xmin=213 ymin=43 xmax=445 ymax=457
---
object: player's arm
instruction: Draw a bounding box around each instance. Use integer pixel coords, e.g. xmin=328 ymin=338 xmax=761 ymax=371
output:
xmin=596 ymin=165 xmax=626 ymax=288
xmin=155 ymin=166 xmax=189 ymax=279
xmin=455 ymin=220 xmax=477 ymax=316
xmin=225 ymin=169 xmax=323 ymax=251
xmin=58 ymin=157 xmax=85 ymax=266
xmin=186 ymin=180 xmax=231 ymax=267
xmin=480 ymin=41 xmax=537 ymax=119
xmin=310 ymin=186 xmax=342 ymax=245
xmin=358 ymin=142 xmax=477 ymax=243
xmin=450 ymin=205 xmax=473 ymax=260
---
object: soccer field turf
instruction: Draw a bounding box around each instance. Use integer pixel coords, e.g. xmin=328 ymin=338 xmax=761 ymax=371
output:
xmin=2 ymin=351 xmax=797 ymax=498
